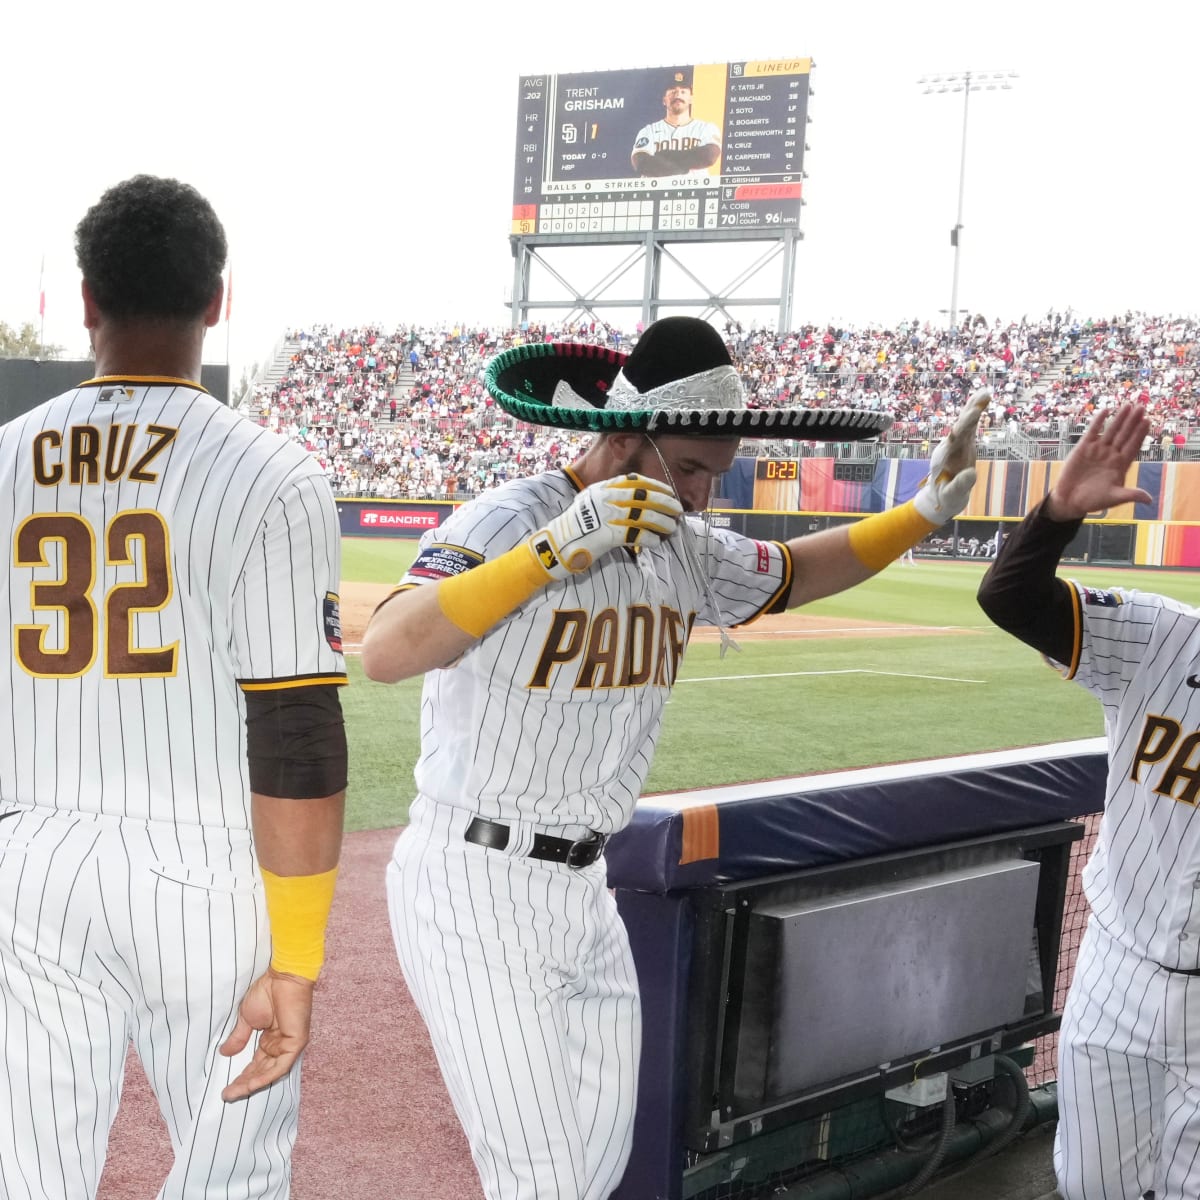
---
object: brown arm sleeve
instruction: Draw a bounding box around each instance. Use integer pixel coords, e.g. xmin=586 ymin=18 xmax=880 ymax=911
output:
xmin=245 ymin=684 xmax=348 ymax=798
xmin=976 ymin=501 xmax=1080 ymax=664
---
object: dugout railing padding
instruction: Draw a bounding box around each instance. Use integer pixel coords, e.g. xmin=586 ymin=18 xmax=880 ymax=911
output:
xmin=604 ymin=739 xmax=1106 ymax=1200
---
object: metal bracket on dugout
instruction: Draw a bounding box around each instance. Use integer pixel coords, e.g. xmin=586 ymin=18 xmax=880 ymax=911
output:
xmin=604 ymin=739 xmax=1108 ymax=1200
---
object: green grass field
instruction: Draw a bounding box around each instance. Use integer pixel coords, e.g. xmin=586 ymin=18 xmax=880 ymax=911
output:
xmin=339 ymin=536 xmax=1200 ymax=832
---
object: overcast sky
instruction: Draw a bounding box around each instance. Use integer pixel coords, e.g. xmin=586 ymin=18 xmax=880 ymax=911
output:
xmin=2 ymin=0 xmax=1195 ymax=381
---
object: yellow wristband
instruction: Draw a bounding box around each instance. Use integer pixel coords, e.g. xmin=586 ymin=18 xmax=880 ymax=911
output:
xmin=846 ymin=500 xmax=938 ymax=572
xmin=437 ymin=543 xmax=550 ymax=640
xmin=261 ymin=865 xmax=339 ymax=982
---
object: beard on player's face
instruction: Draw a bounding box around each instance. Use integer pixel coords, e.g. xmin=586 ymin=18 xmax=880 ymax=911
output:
xmin=613 ymin=435 xmax=735 ymax=514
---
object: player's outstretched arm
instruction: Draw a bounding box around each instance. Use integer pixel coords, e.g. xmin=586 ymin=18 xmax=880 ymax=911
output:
xmin=362 ymin=474 xmax=682 ymax=682
xmin=1044 ymin=402 xmax=1152 ymax=520
xmin=977 ymin=402 xmax=1151 ymax=663
xmin=782 ymin=390 xmax=991 ymax=607
xmin=222 ymin=789 xmax=344 ymax=1102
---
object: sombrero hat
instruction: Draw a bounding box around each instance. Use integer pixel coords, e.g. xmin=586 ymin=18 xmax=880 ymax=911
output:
xmin=484 ymin=316 xmax=892 ymax=441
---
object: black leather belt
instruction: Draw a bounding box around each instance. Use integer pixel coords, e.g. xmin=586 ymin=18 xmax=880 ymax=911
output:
xmin=464 ymin=816 xmax=607 ymax=868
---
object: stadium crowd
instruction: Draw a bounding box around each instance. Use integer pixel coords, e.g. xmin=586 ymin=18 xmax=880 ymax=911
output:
xmin=247 ymin=310 xmax=1200 ymax=499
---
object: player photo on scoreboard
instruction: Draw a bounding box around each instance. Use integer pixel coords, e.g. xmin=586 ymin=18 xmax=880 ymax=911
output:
xmin=548 ymin=64 xmax=727 ymax=184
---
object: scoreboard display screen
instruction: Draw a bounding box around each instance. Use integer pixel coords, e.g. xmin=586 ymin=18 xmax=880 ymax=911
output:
xmin=755 ymin=459 xmax=799 ymax=481
xmin=512 ymin=59 xmax=812 ymax=239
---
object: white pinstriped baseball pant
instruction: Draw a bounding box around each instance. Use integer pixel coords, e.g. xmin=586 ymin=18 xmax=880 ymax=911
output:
xmin=0 ymin=807 xmax=299 ymax=1200
xmin=1055 ymin=918 xmax=1200 ymax=1200
xmin=388 ymin=796 xmax=641 ymax=1200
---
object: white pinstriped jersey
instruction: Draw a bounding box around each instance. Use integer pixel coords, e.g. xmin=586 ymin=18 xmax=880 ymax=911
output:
xmin=1058 ymin=582 xmax=1200 ymax=968
xmin=0 ymin=377 xmax=347 ymax=829
xmin=632 ymin=118 xmax=721 ymax=173
xmin=397 ymin=467 xmax=791 ymax=833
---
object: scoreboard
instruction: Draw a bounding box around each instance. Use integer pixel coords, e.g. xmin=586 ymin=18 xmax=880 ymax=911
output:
xmin=511 ymin=59 xmax=812 ymax=239
xmin=755 ymin=459 xmax=799 ymax=481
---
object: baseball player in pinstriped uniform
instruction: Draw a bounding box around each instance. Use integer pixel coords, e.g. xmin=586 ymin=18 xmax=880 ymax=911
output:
xmin=631 ymin=68 xmax=721 ymax=177
xmin=0 ymin=176 xmax=348 ymax=1199
xmin=363 ymin=317 xmax=988 ymax=1200
xmin=979 ymin=401 xmax=1191 ymax=1200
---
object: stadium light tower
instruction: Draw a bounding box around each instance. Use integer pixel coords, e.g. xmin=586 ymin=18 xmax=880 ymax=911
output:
xmin=918 ymin=70 xmax=1017 ymax=331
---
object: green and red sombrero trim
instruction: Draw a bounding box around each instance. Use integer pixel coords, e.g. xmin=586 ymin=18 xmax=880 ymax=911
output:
xmin=484 ymin=341 xmax=892 ymax=440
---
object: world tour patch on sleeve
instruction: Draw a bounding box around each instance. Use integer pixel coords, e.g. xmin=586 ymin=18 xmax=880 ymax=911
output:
xmin=1082 ymin=587 xmax=1121 ymax=607
xmin=323 ymin=592 xmax=343 ymax=652
xmin=408 ymin=544 xmax=486 ymax=581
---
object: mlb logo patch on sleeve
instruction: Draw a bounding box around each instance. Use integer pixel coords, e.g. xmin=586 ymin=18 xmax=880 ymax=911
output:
xmin=323 ymin=592 xmax=343 ymax=652
xmin=408 ymin=544 xmax=486 ymax=581
xmin=1082 ymin=587 xmax=1121 ymax=607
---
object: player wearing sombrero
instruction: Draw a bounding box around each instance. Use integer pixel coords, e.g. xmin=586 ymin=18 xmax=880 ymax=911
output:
xmin=363 ymin=317 xmax=988 ymax=1200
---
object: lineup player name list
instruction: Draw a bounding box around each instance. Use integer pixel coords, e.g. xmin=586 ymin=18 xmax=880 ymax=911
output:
xmin=723 ymin=75 xmax=802 ymax=176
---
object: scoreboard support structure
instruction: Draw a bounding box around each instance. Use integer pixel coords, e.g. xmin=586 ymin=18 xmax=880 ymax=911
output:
xmin=508 ymin=226 xmax=801 ymax=332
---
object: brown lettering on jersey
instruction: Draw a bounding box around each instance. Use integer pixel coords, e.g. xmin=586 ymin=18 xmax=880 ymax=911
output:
xmin=527 ymin=603 xmax=696 ymax=690
xmin=32 ymin=430 xmax=63 ymax=485
xmin=1130 ymin=714 xmax=1200 ymax=806
xmin=128 ymin=425 xmax=178 ymax=483
xmin=105 ymin=510 xmax=178 ymax=677
xmin=653 ymin=605 xmax=689 ymax=687
xmin=13 ymin=513 xmax=98 ymax=677
xmin=1131 ymin=715 xmax=1180 ymax=783
xmin=576 ymin=607 xmax=620 ymax=689
xmin=527 ymin=609 xmax=588 ymax=688
xmin=618 ymin=604 xmax=655 ymax=687
xmin=1154 ymin=731 xmax=1200 ymax=806
xmin=31 ymin=424 xmax=177 ymax=487
xmin=105 ymin=424 xmax=137 ymax=480
xmin=69 ymin=425 xmax=102 ymax=484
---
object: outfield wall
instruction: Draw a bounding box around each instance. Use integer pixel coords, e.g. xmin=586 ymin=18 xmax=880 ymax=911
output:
xmin=735 ymin=454 xmax=1200 ymax=526
xmin=335 ymin=446 xmax=1200 ymax=567
xmin=336 ymin=496 xmax=1186 ymax=569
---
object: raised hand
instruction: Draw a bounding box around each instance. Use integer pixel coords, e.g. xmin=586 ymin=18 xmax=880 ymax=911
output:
xmin=1046 ymin=403 xmax=1153 ymax=521
xmin=914 ymin=389 xmax=992 ymax=524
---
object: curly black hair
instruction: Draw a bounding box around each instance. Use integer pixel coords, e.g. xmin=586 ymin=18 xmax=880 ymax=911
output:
xmin=75 ymin=175 xmax=227 ymax=321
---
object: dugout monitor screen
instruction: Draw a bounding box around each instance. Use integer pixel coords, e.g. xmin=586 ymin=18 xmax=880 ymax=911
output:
xmin=511 ymin=60 xmax=811 ymax=237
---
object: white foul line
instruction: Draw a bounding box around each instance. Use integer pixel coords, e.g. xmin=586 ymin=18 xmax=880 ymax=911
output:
xmin=677 ymin=668 xmax=986 ymax=685
xmin=340 ymin=649 xmax=984 ymax=684
xmin=697 ymin=623 xmax=965 ymax=637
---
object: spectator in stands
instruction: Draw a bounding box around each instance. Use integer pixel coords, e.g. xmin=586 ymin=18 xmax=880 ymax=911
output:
xmin=247 ymin=311 xmax=1198 ymax=501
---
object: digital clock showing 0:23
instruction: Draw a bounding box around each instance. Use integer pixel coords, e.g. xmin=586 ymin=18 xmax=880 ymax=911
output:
xmin=755 ymin=459 xmax=799 ymax=480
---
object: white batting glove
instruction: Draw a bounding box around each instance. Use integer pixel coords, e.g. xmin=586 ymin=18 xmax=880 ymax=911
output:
xmin=913 ymin=389 xmax=992 ymax=523
xmin=530 ymin=474 xmax=683 ymax=580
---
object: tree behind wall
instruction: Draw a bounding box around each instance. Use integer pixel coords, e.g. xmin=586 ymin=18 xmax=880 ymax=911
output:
xmin=0 ymin=321 xmax=64 ymax=360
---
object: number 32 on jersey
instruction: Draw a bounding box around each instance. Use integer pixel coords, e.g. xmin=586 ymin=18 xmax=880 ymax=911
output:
xmin=13 ymin=509 xmax=176 ymax=679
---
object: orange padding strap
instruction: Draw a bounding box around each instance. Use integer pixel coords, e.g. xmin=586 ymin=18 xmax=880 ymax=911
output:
xmin=437 ymin=544 xmax=549 ymax=639
xmin=846 ymin=500 xmax=938 ymax=572
xmin=261 ymin=865 xmax=339 ymax=981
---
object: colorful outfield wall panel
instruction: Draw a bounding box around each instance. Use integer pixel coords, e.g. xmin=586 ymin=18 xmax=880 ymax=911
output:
xmin=750 ymin=458 xmax=1200 ymax=521
xmin=748 ymin=457 xmax=1200 ymax=566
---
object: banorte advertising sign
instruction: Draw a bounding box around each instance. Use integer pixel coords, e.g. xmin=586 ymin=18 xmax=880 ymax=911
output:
xmin=358 ymin=509 xmax=441 ymax=530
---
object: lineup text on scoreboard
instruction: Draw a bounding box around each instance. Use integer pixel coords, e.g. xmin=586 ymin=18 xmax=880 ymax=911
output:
xmin=511 ymin=59 xmax=812 ymax=238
